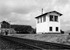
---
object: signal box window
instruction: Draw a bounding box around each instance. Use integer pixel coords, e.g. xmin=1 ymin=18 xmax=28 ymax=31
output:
xmin=56 ymin=27 xmax=58 ymax=31
xmin=49 ymin=15 xmax=53 ymax=21
xmin=49 ymin=27 xmax=52 ymax=31
xmin=41 ymin=17 xmax=42 ymax=23
xmin=54 ymin=16 xmax=58 ymax=21
xmin=43 ymin=15 xmax=46 ymax=22
xmin=37 ymin=18 xmax=39 ymax=23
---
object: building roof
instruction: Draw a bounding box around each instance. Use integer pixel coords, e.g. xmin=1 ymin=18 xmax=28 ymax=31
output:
xmin=35 ymin=11 xmax=63 ymax=18
xmin=1 ymin=21 xmax=10 ymax=25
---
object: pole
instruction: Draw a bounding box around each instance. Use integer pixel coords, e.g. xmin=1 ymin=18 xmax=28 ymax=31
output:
xmin=42 ymin=8 xmax=43 ymax=14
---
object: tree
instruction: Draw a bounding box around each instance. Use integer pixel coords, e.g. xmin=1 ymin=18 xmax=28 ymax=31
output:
xmin=60 ymin=30 xmax=64 ymax=34
xmin=32 ymin=28 xmax=36 ymax=34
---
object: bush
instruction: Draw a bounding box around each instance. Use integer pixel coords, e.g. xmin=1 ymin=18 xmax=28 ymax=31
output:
xmin=60 ymin=30 xmax=64 ymax=34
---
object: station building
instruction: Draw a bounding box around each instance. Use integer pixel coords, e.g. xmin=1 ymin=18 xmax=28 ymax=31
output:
xmin=0 ymin=21 xmax=16 ymax=35
xmin=0 ymin=21 xmax=34 ymax=35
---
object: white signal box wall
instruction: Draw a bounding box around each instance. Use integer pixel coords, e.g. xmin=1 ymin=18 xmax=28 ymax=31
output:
xmin=35 ymin=11 xmax=62 ymax=34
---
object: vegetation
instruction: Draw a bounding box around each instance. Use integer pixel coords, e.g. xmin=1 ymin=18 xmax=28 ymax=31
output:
xmin=60 ymin=30 xmax=64 ymax=34
xmin=11 ymin=25 xmax=35 ymax=34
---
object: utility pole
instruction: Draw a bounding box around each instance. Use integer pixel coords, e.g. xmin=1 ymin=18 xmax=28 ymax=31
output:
xmin=42 ymin=8 xmax=43 ymax=14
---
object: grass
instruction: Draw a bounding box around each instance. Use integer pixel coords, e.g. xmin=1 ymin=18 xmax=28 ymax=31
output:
xmin=10 ymin=34 xmax=70 ymax=45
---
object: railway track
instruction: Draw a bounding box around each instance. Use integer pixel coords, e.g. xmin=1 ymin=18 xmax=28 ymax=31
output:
xmin=0 ymin=35 xmax=45 ymax=49
xmin=0 ymin=35 xmax=70 ymax=49
xmin=0 ymin=37 xmax=39 ymax=49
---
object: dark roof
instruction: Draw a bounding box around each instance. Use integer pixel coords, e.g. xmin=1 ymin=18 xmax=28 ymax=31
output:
xmin=1 ymin=21 xmax=10 ymax=25
xmin=11 ymin=24 xmax=32 ymax=28
xmin=35 ymin=11 xmax=63 ymax=18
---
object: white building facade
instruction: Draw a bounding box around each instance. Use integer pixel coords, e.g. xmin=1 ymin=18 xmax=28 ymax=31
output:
xmin=35 ymin=11 xmax=62 ymax=34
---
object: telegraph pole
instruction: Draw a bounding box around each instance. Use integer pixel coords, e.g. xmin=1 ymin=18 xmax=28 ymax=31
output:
xmin=42 ymin=8 xmax=43 ymax=14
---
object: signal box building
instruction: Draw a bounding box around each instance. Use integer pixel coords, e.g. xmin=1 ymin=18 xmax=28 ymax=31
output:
xmin=35 ymin=11 xmax=62 ymax=34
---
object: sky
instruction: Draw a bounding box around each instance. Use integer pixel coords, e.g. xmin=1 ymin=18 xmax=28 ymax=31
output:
xmin=0 ymin=0 xmax=70 ymax=31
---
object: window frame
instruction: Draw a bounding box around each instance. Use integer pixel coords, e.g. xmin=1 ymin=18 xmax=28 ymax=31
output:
xmin=49 ymin=15 xmax=53 ymax=21
xmin=43 ymin=15 xmax=46 ymax=22
xmin=49 ymin=27 xmax=52 ymax=31
xmin=41 ymin=17 xmax=42 ymax=23
xmin=54 ymin=16 xmax=58 ymax=22
xmin=49 ymin=15 xmax=58 ymax=22
xmin=37 ymin=18 xmax=39 ymax=23
xmin=56 ymin=27 xmax=59 ymax=31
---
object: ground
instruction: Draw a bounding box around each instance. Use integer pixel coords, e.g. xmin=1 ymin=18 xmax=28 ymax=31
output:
xmin=10 ymin=34 xmax=70 ymax=45
xmin=0 ymin=36 xmax=30 ymax=49
xmin=1 ymin=33 xmax=70 ymax=49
